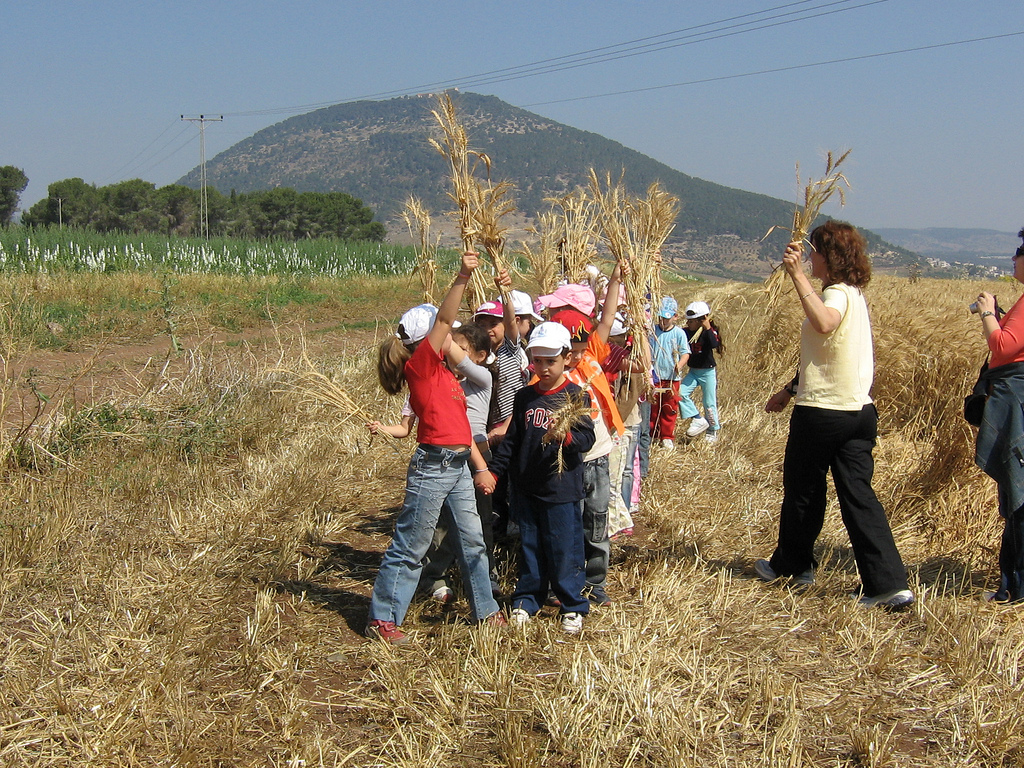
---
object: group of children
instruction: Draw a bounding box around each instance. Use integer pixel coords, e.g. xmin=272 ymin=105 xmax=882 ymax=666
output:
xmin=364 ymin=253 xmax=723 ymax=644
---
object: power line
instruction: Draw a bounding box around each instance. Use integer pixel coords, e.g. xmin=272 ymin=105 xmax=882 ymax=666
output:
xmin=100 ymin=118 xmax=182 ymax=184
xmin=131 ymin=131 xmax=198 ymax=177
xmin=108 ymin=124 xmax=193 ymax=183
xmin=219 ymin=0 xmax=887 ymax=118
xmin=447 ymin=0 xmax=890 ymax=94
xmin=521 ymin=30 xmax=1024 ymax=108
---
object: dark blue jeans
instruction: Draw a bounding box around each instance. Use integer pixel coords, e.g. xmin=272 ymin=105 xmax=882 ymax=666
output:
xmin=769 ymin=404 xmax=908 ymax=597
xmin=509 ymin=492 xmax=589 ymax=616
xmin=995 ymin=487 xmax=1024 ymax=602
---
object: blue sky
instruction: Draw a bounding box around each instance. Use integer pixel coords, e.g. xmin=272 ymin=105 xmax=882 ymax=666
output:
xmin=3 ymin=0 xmax=1022 ymax=232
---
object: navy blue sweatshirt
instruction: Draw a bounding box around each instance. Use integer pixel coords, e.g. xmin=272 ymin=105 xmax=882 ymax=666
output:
xmin=686 ymin=326 xmax=720 ymax=369
xmin=489 ymin=380 xmax=596 ymax=503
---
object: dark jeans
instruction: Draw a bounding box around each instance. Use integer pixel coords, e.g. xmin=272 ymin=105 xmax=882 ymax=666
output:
xmin=509 ymin=492 xmax=589 ymax=616
xmin=996 ymin=487 xmax=1024 ymax=602
xmin=769 ymin=404 xmax=908 ymax=597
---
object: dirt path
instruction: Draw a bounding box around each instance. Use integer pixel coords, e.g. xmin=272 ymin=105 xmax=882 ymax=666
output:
xmin=1 ymin=320 xmax=381 ymax=426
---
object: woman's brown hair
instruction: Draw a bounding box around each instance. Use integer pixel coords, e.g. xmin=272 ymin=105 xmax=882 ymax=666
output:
xmin=809 ymin=220 xmax=871 ymax=288
xmin=377 ymin=336 xmax=413 ymax=395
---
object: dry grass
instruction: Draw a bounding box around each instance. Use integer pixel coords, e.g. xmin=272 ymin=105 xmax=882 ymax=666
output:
xmin=1 ymin=270 xmax=1022 ymax=766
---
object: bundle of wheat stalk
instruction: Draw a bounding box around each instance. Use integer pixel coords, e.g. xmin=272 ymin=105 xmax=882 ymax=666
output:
xmin=588 ymin=170 xmax=668 ymax=386
xmin=763 ymin=150 xmax=852 ymax=309
xmin=469 ymin=178 xmax=516 ymax=308
xmin=402 ymin=196 xmax=439 ymax=305
xmin=519 ymin=210 xmax=563 ymax=296
xmin=541 ymin=385 xmax=592 ymax=473
xmin=429 ymin=92 xmax=518 ymax=311
xmin=631 ymin=181 xmax=680 ymax=315
xmin=429 ymin=92 xmax=489 ymax=310
xmin=547 ymin=187 xmax=598 ymax=285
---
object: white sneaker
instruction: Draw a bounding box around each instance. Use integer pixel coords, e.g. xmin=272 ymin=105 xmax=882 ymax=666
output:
xmin=855 ymin=589 xmax=915 ymax=610
xmin=685 ymin=417 xmax=710 ymax=438
xmin=510 ymin=608 xmax=531 ymax=625
xmin=661 ymin=438 xmax=675 ymax=450
xmin=704 ymin=431 xmax=719 ymax=444
xmin=431 ymin=586 xmax=455 ymax=604
xmin=560 ymin=612 xmax=584 ymax=634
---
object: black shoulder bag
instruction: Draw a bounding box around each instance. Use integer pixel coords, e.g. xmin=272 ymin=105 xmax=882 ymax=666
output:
xmin=964 ymin=359 xmax=989 ymax=427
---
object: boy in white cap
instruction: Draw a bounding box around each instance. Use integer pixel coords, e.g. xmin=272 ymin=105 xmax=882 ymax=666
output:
xmin=487 ymin=321 xmax=596 ymax=634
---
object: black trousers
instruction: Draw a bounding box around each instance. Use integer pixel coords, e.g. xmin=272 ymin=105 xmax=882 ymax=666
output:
xmin=996 ymin=487 xmax=1024 ymax=602
xmin=769 ymin=404 xmax=908 ymax=596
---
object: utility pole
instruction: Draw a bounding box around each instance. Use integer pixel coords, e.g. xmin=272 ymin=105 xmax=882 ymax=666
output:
xmin=180 ymin=114 xmax=223 ymax=239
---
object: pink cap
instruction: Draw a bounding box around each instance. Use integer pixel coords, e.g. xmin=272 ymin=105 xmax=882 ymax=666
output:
xmin=536 ymin=284 xmax=596 ymax=316
xmin=473 ymin=301 xmax=504 ymax=319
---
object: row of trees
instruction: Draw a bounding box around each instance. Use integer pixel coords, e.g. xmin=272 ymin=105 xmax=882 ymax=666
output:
xmin=18 ymin=178 xmax=386 ymax=241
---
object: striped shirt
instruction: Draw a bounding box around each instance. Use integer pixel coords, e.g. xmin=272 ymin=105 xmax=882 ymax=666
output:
xmin=491 ymin=337 xmax=528 ymax=427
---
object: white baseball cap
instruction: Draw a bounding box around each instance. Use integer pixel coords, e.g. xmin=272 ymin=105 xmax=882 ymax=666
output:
xmin=510 ymin=290 xmax=543 ymax=322
xmin=397 ymin=304 xmax=438 ymax=345
xmin=525 ymin=321 xmax=571 ymax=356
xmin=684 ymin=301 xmax=711 ymax=319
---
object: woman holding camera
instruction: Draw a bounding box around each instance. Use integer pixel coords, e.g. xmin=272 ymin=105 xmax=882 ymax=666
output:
xmin=758 ymin=221 xmax=913 ymax=609
xmin=973 ymin=228 xmax=1024 ymax=603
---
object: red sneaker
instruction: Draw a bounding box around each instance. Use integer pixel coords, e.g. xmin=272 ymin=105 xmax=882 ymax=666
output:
xmin=484 ymin=611 xmax=508 ymax=627
xmin=365 ymin=619 xmax=409 ymax=645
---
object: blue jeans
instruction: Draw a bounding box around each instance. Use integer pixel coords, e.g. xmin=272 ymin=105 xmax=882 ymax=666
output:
xmin=510 ymin=492 xmax=589 ymax=615
xmin=582 ymin=455 xmax=611 ymax=590
xmin=637 ymin=399 xmax=652 ymax=478
xmin=620 ymin=424 xmax=641 ymax=511
xmin=678 ymin=367 xmax=719 ymax=430
xmin=370 ymin=445 xmax=499 ymax=625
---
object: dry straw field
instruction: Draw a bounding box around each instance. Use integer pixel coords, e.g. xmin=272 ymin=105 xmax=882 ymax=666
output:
xmin=1 ymin=268 xmax=1022 ymax=767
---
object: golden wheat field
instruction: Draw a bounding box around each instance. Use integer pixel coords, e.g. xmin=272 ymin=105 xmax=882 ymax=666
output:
xmin=0 ymin=269 xmax=1022 ymax=767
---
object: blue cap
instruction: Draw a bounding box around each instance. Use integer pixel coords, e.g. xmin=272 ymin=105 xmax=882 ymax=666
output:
xmin=659 ymin=297 xmax=678 ymax=319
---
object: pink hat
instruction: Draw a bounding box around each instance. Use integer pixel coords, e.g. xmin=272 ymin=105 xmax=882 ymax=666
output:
xmin=473 ymin=301 xmax=504 ymax=319
xmin=537 ymin=284 xmax=596 ymax=316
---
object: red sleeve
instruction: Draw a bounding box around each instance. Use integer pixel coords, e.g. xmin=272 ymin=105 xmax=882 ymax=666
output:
xmin=989 ymin=294 xmax=1024 ymax=367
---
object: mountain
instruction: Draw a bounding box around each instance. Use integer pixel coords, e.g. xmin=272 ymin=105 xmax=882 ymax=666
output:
xmin=179 ymin=91 xmax=915 ymax=279
xmin=873 ymin=227 xmax=1019 ymax=265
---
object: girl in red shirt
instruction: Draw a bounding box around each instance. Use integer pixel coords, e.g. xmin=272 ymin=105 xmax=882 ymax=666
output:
xmin=366 ymin=251 xmax=503 ymax=644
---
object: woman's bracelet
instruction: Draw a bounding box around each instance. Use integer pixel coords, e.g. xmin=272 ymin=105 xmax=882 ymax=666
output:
xmin=474 ymin=468 xmax=490 ymax=473
xmin=799 ymin=291 xmax=813 ymax=301
xmin=981 ymin=310 xmax=995 ymax=319
xmin=457 ymin=271 xmax=472 ymax=280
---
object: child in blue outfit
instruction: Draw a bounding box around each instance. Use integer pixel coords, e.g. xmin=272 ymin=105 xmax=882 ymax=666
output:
xmin=487 ymin=321 xmax=596 ymax=635
xmin=679 ymin=300 xmax=724 ymax=443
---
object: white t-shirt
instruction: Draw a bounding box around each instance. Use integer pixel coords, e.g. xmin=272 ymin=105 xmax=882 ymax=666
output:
xmin=795 ymin=283 xmax=874 ymax=411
